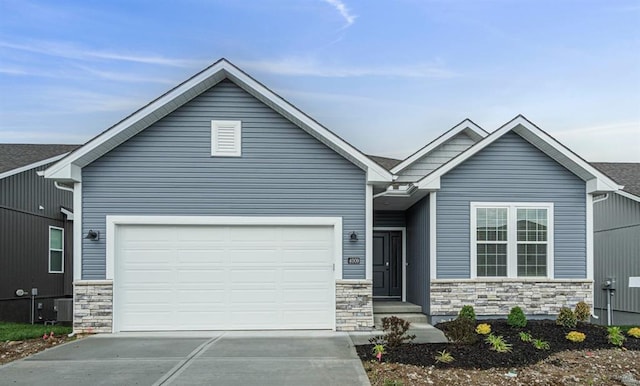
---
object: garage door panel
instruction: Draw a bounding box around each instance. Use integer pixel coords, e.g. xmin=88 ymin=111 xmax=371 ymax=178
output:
xmin=177 ymin=250 xmax=226 ymax=263
xmin=115 ymin=223 xmax=335 ymax=331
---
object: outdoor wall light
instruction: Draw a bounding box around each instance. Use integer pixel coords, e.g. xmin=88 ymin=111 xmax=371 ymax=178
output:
xmin=350 ymin=231 xmax=358 ymax=242
xmin=85 ymin=230 xmax=100 ymax=241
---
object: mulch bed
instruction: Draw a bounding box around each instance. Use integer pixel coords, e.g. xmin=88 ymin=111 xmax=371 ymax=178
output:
xmin=356 ymin=319 xmax=640 ymax=370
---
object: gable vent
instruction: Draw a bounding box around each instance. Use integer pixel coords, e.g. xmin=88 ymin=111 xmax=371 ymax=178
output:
xmin=211 ymin=120 xmax=241 ymax=157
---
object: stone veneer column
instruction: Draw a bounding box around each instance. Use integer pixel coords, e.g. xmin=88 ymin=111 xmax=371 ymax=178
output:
xmin=74 ymin=280 xmax=113 ymax=333
xmin=335 ymin=280 xmax=374 ymax=331
xmin=430 ymin=279 xmax=593 ymax=318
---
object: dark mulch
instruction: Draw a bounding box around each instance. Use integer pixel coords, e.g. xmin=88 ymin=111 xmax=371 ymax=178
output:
xmin=355 ymin=319 xmax=640 ymax=370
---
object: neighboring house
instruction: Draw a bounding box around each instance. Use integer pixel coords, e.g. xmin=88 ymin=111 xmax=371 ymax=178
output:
xmin=44 ymin=59 xmax=621 ymax=333
xmin=591 ymin=163 xmax=640 ymax=325
xmin=0 ymin=144 xmax=79 ymax=323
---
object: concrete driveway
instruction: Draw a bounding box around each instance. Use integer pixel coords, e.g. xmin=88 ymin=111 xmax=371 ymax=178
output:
xmin=0 ymin=331 xmax=370 ymax=386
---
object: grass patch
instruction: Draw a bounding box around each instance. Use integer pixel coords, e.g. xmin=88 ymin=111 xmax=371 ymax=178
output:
xmin=0 ymin=322 xmax=72 ymax=341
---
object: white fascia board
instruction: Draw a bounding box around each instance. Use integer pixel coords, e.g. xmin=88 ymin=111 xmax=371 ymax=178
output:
xmin=586 ymin=178 xmax=624 ymax=194
xmin=45 ymin=163 xmax=82 ymax=182
xmin=60 ymin=207 xmax=74 ymax=221
xmin=44 ymin=61 xmax=230 ymax=179
xmin=417 ymin=115 xmax=622 ymax=191
xmin=44 ymin=58 xmax=392 ymax=184
xmin=223 ymin=66 xmax=393 ymax=183
xmin=615 ymin=189 xmax=640 ymax=203
xmin=390 ymin=119 xmax=487 ymax=175
xmin=0 ymin=153 xmax=69 ymax=180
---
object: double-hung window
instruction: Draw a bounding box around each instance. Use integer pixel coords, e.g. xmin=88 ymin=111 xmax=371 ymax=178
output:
xmin=49 ymin=226 xmax=64 ymax=273
xmin=471 ymin=203 xmax=553 ymax=278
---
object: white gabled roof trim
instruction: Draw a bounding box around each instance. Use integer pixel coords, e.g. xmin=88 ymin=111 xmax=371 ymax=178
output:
xmin=44 ymin=59 xmax=393 ymax=184
xmin=416 ymin=115 xmax=623 ymax=194
xmin=390 ymin=119 xmax=488 ymax=174
xmin=0 ymin=153 xmax=69 ymax=180
xmin=615 ymin=189 xmax=640 ymax=203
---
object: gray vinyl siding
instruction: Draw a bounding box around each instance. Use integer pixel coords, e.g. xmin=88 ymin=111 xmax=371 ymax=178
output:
xmin=593 ymin=193 xmax=640 ymax=318
xmin=396 ymin=132 xmax=476 ymax=182
xmin=82 ymin=79 xmax=366 ymax=279
xmin=437 ymin=131 xmax=587 ymax=279
xmin=373 ymin=211 xmax=406 ymax=228
xmin=406 ymin=196 xmax=429 ymax=313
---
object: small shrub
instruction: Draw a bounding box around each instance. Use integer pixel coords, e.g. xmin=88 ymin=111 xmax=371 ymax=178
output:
xmin=434 ymin=349 xmax=455 ymax=364
xmin=442 ymin=317 xmax=478 ymax=344
xmin=381 ymin=316 xmax=416 ymax=348
xmin=485 ymin=333 xmax=513 ymax=353
xmin=556 ymin=307 xmax=577 ymax=328
xmin=628 ymin=327 xmax=640 ymax=338
xmin=507 ymin=306 xmax=527 ymax=328
xmin=532 ymin=339 xmax=550 ymax=350
xmin=518 ymin=331 xmax=533 ymax=342
xmin=574 ymin=301 xmax=591 ymax=322
xmin=475 ymin=323 xmax=491 ymax=335
xmin=458 ymin=305 xmax=476 ymax=322
xmin=607 ymin=326 xmax=626 ymax=347
xmin=372 ymin=344 xmax=386 ymax=361
xmin=566 ymin=331 xmax=586 ymax=342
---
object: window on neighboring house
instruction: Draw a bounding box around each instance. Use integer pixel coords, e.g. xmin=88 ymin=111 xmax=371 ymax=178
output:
xmin=49 ymin=226 xmax=64 ymax=273
xmin=471 ymin=203 xmax=553 ymax=278
xmin=211 ymin=120 xmax=241 ymax=157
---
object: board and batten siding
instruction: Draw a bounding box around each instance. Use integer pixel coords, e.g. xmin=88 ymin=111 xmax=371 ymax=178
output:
xmin=436 ymin=131 xmax=587 ymax=279
xmin=82 ymin=79 xmax=366 ymax=280
xmin=594 ymin=192 xmax=640 ymax=320
xmin=396 ymin=132 xmax=476 ymax=182
xmin=406 ymin=196 xmax=429 ymax=313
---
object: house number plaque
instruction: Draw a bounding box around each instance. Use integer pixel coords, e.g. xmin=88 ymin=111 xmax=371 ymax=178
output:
xmin=347 ymin=257 xmax=361 ymax=265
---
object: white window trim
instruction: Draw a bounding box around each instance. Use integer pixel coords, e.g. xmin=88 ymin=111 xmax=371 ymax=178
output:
xmin=211 ymin=120 xmax=241 ymax=157
xmin=470 ymin=202 xmax=554 ymax=279
xmin=48 ymin=226 xmax=64 ymax=274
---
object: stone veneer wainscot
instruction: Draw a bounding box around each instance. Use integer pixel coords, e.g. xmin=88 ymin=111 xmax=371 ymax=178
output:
xmin=74 ymin=280 xmax=113 ymax=333
xmin=430 ymin=279 xmax=593 ymax=319
xmin=335 ymin=280 xmax=374 ymax=331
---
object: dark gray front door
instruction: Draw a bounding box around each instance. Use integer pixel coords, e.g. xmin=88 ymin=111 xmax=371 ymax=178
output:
xmin=373 ymin=231 xmax=402 ymax=297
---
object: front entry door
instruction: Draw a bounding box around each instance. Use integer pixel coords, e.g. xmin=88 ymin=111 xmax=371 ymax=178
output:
xmin=373 ymin=231 xmax=402 ymax=297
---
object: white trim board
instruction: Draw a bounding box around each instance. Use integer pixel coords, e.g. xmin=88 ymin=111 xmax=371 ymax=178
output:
xmin=44 ymin=59 xmax=392 ymax=184
xmin=390 ymin=119 xmax=487 ymax=174
xmin=105 ymin=215 xmax=344 ymax=281
xmin=373 ymin=227 xmax=408 ymax=302
xmin=417 ymin=115 xmax=622 ymax=194
xmin=0 ymin=153 xmax=69 ymax=180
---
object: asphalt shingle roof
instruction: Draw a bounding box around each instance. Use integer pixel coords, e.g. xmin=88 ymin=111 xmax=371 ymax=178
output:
xmin=0 ymin=144 xmax=80 ymax=174
xmin=591 ymin=163 xmax=640 ymax=197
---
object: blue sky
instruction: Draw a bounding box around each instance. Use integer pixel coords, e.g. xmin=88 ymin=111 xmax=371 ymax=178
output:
xmin=1 ymin=0 xmax=639 ymax=161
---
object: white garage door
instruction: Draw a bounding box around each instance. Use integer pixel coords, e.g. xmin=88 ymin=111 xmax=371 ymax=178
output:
xmin=114 ymin=224 xmax=335 ymax=331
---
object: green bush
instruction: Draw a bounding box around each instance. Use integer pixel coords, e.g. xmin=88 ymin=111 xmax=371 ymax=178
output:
xmin=458 ymin=305 xmax=476 ymax=322
xmin=507 ymin=306 xmax=527 ymax=328
xmin=442 ymin=317 xmax=478 ymax=344
xmin=556 ymin=307 xmax=577 ymax=328
xmin=574 ymin=301 xmax=591 ymax=322
xmin=485 ymin=333 xmax=513 ymax=353
xmin=607 ymin=326 xmax=626 ymax=347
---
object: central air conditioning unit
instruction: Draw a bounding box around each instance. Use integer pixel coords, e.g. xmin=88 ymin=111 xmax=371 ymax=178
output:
xmin=54 ymin=298 xmax=73 ymax=322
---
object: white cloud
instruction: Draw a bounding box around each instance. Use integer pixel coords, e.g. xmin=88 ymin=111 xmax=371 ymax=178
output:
xmin=323 ymin=0 xmax=357 ymax=28
xmin=555 ymin=122 xmax=640 ymax=162
xmin=0 ymin=40 xmax=203 ymax=68
xmin=238 ymin=57 xmax=458 ymax=78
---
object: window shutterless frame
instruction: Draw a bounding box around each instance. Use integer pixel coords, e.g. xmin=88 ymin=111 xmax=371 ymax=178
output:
xmin=49 ymin=226 xmax=64 ymax=273
xmin=470 ymin=202 xmax=554 ymax=279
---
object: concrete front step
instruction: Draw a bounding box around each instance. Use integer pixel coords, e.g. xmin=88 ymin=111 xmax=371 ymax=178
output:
xmin=373 ymin=301 xmax=422 ymax=314
xmin=374 ymin=312 xmax=430 ymax=326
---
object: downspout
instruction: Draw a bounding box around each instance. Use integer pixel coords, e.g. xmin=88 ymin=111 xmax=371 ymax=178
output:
xmin=54 ymin=181 xmax=74 ymax=193
xmin=591 ymin=193 xmax=610 ymax=320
